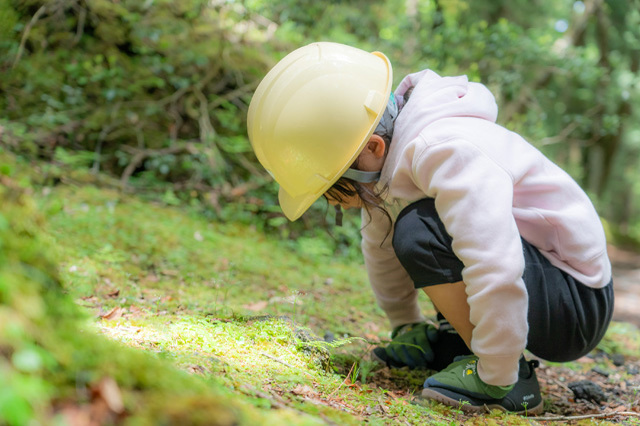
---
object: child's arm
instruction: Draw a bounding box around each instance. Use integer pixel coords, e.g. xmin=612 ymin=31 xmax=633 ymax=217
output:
xmin=413 ymin=138 xmax=528 ymax=386
xmin=360 ymin=208 xmax=425 ymax=330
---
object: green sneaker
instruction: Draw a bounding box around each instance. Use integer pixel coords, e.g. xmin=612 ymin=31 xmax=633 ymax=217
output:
xmin=371 ymin=315 xmax=471 ymax=371
xmin=421 ymin=355 xmax=543 ymax=415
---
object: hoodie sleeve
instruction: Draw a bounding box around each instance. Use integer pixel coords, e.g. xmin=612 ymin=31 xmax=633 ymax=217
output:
xmin=412 ymin=137 xmax=528 ymax=386
xmin=360 ymin=208 xmax=425 ymax=330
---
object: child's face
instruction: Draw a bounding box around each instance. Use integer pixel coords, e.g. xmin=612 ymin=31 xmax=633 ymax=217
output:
xmin=323 ymin=135 xmax=387 ymax=210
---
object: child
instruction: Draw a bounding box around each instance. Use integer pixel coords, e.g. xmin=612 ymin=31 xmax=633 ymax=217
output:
xmin=247 ymin=42 xmax=614 ymax=415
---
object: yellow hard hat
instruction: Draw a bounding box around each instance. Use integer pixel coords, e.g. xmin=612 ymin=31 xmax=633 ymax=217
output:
xmin=247 ymin=42 xmax=393 ymax=221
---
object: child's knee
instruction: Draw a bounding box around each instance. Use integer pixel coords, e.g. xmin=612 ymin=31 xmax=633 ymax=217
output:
xmin=392 ymin=199 xmax=440 ymax=265
xmin=392 ymin=198 xmax=464 ymax=286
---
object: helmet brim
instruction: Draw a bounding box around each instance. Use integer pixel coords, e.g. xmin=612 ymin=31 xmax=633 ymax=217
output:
xmin=278 ymin=186 xmax=318 ymax=221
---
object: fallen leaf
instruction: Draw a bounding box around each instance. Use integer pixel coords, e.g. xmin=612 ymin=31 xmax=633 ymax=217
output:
xmin=364 ymin=321 xmax=381 ymax=333
xmin=93 ymin=377 xmax=124 ymax=414
xmin=188 ymin=365 xmax=207 ymax=375
xmin=141 ymin=274 xmax=159 ymax=283
xmin=106 ymin=289 xmax=120 ymax=298
xmin=100 ymin=307 xmax=124 ymax=321
xmin=243 ymin=301 xmax=268 ymax=312
xmin=229 ymin=184 xmax=249 ymax=197
xmin=292 ymin=385 xmax=315 ymax=396
xmin=128 ymin=305 xmax=144 ymax=317
xmin=77 ymin=296 xmax=99 ymax=306
xmin=59 ymin=405 xmax=91 ymax=426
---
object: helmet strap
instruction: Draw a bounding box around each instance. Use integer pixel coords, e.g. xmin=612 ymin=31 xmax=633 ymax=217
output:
xmin=334 ymin=167 xmax=381 ymax=226
xmin=334 ymin=205 xmax=343 ymax=226
xmin=341 ymin=168 xmax=381 ymax=183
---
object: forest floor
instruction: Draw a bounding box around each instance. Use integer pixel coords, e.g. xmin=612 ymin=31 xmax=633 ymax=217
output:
xmin=42 ymin=182 xmax=640 ymax=425
xmin=4 ymin=150 xmax=639 ymax=425
xmin=357 ymin=246 xmax=640 ymax=423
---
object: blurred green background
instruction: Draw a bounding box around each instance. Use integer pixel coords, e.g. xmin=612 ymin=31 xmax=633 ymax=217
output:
xmin=2 ymin=0 xmax=639 ymax=253
xmin=2 ymin=2 xmax=640 ymax=424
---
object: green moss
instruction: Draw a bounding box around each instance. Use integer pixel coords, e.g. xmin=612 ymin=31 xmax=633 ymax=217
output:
xmin=3 ymin=149 xmax=637 ymax=425
xmin=0 ymin=170 xmax=259 ymax=425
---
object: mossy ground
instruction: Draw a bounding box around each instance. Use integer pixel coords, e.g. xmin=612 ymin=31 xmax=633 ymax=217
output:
xmin=1 ymin=149 xmax=639 ymax=425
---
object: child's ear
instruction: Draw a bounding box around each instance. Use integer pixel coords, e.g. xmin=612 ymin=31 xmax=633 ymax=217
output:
xmin=367 ymin=134 xmax=386 ymax=159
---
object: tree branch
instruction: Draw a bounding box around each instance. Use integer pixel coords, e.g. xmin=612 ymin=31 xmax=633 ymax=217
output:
xmin=119 ymin=143 xmax=198 ymax=188
xmin=73 ymin=4 xmax=87 ymax=45
xmin=539 ymin=105 xmax=603 ymax=145
xmin=12 ymin=5 xmax=48 ymax=69
xmin=501 ymin=0 xmax=603 ymax=123
xmin=208 ymin=80 xmax=260 ymax=111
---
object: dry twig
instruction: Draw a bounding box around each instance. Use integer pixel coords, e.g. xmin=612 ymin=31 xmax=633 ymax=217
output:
xmin=329 ymin=362 xmax=357 ymax=397
xmin=259 ymin=352 xmax=296 ymax=369
xmin=536 ymin=411 xmax=640 ymax=421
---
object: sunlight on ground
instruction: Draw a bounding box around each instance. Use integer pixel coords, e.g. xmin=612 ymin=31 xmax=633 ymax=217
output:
xmin=96 ymin=316 xmax=321 ymax=378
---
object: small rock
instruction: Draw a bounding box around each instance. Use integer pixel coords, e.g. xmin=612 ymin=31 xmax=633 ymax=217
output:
xmin=324 ymin=331 xmax=335 ymax=343
xmin=610 ymin=353 xmax=625 ymax=367
xmin=627 ymin=366 xmax=639 ymax=375
xmin=592 ymin=366 xmax=610 ymax=377
xmin=568 ymin=380 xmax=606 ymax=403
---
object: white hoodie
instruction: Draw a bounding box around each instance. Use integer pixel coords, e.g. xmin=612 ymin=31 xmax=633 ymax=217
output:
xmin=361 ymin=70 xmax=612 ymax=386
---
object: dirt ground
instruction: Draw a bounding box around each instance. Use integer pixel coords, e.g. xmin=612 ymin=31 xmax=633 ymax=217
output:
xmin=491 ymin=246 xmax=640 ymax=421
xmin=364 ymin=246 xmax=640 ymax=423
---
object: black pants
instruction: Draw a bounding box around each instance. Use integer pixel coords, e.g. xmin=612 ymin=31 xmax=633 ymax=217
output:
xmin=392 ymin=198 xmax=614 ymax=362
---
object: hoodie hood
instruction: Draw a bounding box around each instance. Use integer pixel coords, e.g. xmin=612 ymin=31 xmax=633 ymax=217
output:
xmin=377 ymin=70 xmax=499 ymax=193
xmin=392 ymin=70 xmax=498 ymax=144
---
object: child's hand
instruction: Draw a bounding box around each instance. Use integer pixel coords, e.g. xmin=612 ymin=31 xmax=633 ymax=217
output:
xmin=372 ymin=318 xmax=472 ymax=370
xmin=372 ymin=322 xmax=438 ymax=369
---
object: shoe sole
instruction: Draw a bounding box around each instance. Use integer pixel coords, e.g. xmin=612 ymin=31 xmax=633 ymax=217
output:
xmin=421 ymin=388 xmax=544 ymax=416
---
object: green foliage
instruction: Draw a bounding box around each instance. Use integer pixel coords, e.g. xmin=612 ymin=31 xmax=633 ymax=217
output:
xmin=246 ymin=0 xmax=640 ymax=239
xmin=2 ymin=0 xmax=640 ymax=245
xmin=0 ymin=0 xmax=18 ymax=46
xmin=37 ymin=181 xmax=376 ymax=333
xmin=1 ymin=0 xmax=277 ymax=217
xmin=597 ymin=322 xmax=640 ymax=357
xmin=0 ymin=158 xmax=284 ymax=425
